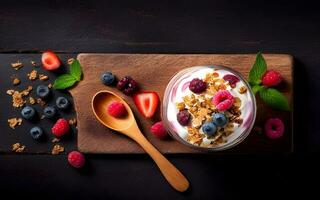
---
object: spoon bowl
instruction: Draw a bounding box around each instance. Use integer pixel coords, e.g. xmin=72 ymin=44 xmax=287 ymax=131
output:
xmin=91 ymin=90 xmax=189 ymax=192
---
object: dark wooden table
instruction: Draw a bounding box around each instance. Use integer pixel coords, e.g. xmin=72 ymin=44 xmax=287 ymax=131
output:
xmin=0 ymin=0 xmax=319 ymax=199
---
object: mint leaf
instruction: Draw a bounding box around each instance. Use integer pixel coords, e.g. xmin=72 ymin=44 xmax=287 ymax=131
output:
xmin=252 ymin=85 xmax=263 ymax=95
xmin=53 ymin=74 xmax=77 ymax=89
xmin=70 ymin=60 xmax=82 ymax=81
xmin=249 ymin=52 xmax=267 ymax=86
xmin=259 ymin=88 xmax=290 ymax=111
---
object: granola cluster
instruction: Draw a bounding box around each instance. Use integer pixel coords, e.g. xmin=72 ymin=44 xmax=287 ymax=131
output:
xmin=175 ymin=71 xmax=246 ymax=147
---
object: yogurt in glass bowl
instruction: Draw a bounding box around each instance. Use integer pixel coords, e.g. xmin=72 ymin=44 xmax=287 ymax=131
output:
xmin=162 ymin=66 xmax=256 ymax=151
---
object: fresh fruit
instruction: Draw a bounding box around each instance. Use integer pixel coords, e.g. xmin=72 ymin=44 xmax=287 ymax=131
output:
xmin=43 ymin=106 xmax=56 ymax=118
xmin=56 ymin=96 xmax=70 ymax=110
xmin=68 ymin=151 xmax=85 ymax=168
xmin=150 ymin=121 xmax=167 ymax=139
xmin=36 ymin=85 xmax=50 ymax=98
xmin=264 ymin=118 xmax=284 ymax=139
xmin=133 ymin=91 xmax=159 ymax=118
xmin=202 ymin=122 xmax=217 ymax=136
xmin=101 ymin=72 xmax=115 ymax=85
xmin=262 ymin=70 xmax=282 ymax=87
xmin=212 ymin=90 xmax=234 ymax=111
xmin=52 ymin=118 xmax=70 ymax=137
xmin=223 ymin=74 xmax=240 ymax=88
xmin=212 ymin=113 xmax=228 ymax=127
xmin=189 ymin=78 xmax=207 ymax=94
xmin=177 ymin=110 xmax=190 ymax=126
xmin=117 ymin=76 xmax=138 ymax=95
xmin=30 ymin=126 xmax=43 ymax=140
xmin=42 ymin=51 xmax=61 ymax=71
xmin=21 ymin=106 xmax=36 ymax=120
xmin=107 ymin=102 xmax=127 ymax=118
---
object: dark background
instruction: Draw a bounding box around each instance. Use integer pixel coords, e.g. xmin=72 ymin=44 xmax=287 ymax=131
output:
xmin=0 ymin=0 xmax=319 ymax=199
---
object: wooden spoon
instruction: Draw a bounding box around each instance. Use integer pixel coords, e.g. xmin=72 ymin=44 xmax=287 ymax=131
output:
xmin=91 ymin=90 xmax=189 ymax=192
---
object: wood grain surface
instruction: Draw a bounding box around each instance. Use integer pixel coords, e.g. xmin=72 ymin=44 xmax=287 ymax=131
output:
xmin=72 ymin=54 xmax=293 ymax=154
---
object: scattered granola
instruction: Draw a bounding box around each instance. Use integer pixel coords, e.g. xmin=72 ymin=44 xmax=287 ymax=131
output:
xmin=12 ymin=78 xmax=21 ymax=85
xmin=239 ymin=86 xmax=247 ymax=94
xmin=27 ymin=69 xmax=38 ymax=80
xmin=7 ymin=86 xmax=33 ymax=107
xmin=8 ymin=118 xmax=22 ymax=129
xmin=12 ymin=143 xmax=25 ymax=153
xmin=11 ymin=61 xmax=23 ymax=70
xmin=39 ymin=74 xmax=49 ymax=81
xmin=48 ymin=83 xmax=53 ymax=88
xmin=31 ymin=60 xmax=37 ymax=66
xmin=69 ymin=118 xmax=77 ymax=126
xmin=67 ymin=58 xmax=75 ymax=65
xmin=36 ymin=98 xmax=46 ymax=106
xmin=52 ymin=144 xmax=65 ymax=155
xmin=6 ymin=89 xmax=14 ymax=95
xmin=29 ymin=97 xmax=36 ymax=105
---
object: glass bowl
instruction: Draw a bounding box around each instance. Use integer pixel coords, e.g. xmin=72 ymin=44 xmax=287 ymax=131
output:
xmin=162 ymin=66 xmax=257 ymax=152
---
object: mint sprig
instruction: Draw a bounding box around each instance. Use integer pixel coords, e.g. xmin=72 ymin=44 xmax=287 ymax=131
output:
xmin=53 ymin=59 xmax=82 ymax=89
xmin=248 ymin=52 xmax=267 ymax=86
xmin=249 ymin=52 xmax=290 ymax=111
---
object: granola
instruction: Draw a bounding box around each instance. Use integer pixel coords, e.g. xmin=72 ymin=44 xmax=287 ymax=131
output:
xmin=11 ymin=61 xmax=23 ymax=70
xmin=7 ymin=86 xmax=33 ymax=108
xmin=8 ymin=118 xmax=22 ymax=129
xmin=12 ymin=143 xmax=25 ymax=153
xmin=27 ymin=69 xmax=38 ymax=80
xmin=69 ymin=118 xmax=77 ymax=126
xmin=52 ymin=144 xmax=65 ymax=155
xmin=39 ymin=74 xmax=49 ymax=81
xmin=12 ymin=78 xmax=21 ymax=85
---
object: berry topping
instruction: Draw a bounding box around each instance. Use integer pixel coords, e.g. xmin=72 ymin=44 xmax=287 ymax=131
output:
xmin=51 ymin=118 xmax=70 ymax=137
xmin=43 ymin=106 xmax=56 ymax=119
xmin=177 ymin=110 xmax=190 ymax=126
xmin=202 ymin=122 xmax=217 ymax=136
xmin=30 ymin=126 xmax=43 ymax=140
xmin=264 ymin=118 xmax=284 ymax=139
xmin=189 ymin=78 xmax=207 ymax=94
xmin=36 ymin=85 xmax=50 ymax=99
xmin=262 ymin=70 xmax=282 ymax=87
xmin=212 ymin=90 xmax=234 ymax=111
xmin=117 ymin=76 xmax=138 ymax=95
xmin=101 ymin=72 xmax=115 ymax=86
xmin=56 ymin=96 xmax=70 ymax=110
xmin=41 ymin=51 xmax=61 ymax=71
xmin=133 ymin=91 xmax=159 ymax=118
xmin=223 ymin=74 xmax=240 ymax=88
xmin=107 ymin=102 xmax=127 ymax=118
xmin=68 ymin=151 xmax=85 ymax=168
xmin=21 ymin=106 xmax=36 ymax=120
xmin=150 ymin=121 xmax=167 ymax=139
xmin=212 ymin=113 xmax=228 ymax=127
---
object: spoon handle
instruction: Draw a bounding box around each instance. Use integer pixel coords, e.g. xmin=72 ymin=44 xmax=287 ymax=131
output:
xmin=129 ymin=130 xmax=189 ymax=192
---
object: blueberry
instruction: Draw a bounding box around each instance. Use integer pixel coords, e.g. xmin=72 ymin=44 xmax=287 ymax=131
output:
xmin=30 ymin=126 xmax=43 ymax=140
xmin=56 ymin=96 xmax=70 ymax=110
xmin=101 ymin=72 xmax=115 ymax=85
xmin=43 ymin=106 xmax=56 ymax=118
xmin=21 ymin=106 xmax=36 ymax=120
xmin=36 ymin=85 xmax=50 ymax=98
xmin=212 ymin=113 xmax=228 ymax=127
xmin=202 ymin=122 xmax=217 ymax=136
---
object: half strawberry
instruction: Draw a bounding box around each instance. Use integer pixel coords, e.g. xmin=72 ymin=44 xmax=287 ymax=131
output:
xmin=133 ymin=91 xmax=159 ymax=118
xmin=42 ymin=51 xmax=61 ymax=71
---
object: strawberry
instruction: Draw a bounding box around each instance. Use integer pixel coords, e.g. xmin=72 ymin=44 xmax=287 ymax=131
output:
xmin=41 ymin=51 xmax=61 ymax=71
xmin=133 ymin=91 xmax=159 ymax=118
xmin=150 ymin=121 xmax=167 ymax=139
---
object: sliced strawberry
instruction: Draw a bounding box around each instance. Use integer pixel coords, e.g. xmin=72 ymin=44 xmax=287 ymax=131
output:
xmin=42 ymin=51 xmax=61 ymax=71
xmin=133 ymin=91 xmax=159 ymax=118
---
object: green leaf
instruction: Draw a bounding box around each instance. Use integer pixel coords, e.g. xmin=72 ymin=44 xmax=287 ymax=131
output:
xmin=249 ymin=52 xmax=267 ymax=86
xmin=259 ymin=88 xmax=290 ymax=111
xmin=70 ymin=60 xmax=82 ymax=81
xmin=53 ymin=74 xmax=77 ymax=89
xmin=252 ymin=85 xmax=263 ymax=95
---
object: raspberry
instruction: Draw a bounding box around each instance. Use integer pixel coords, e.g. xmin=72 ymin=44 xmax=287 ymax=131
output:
xmin=264 ymin=118 xmax=284 ymax=139
xmin=189 ymin=78 xmax=207 ymax=94
xmin=223 ymin=74 xmax=240 ymax=88
xmin=212 ymin=90 xmax=234 ymax=111
xmin=68 ymin=151 xmax=85 ymax=168
xmin=150 ymin=121 xmax=167 ymax=139
xmin=51 ymin=118 xmax=70 ymax=137
xmin=177 ymin=110 xmax=190 ymax=126
xmin=262 ymin=70 xmax=282 ymax=87
xmin=117 ymin=76 xmax=138 ymax=95
xmin=107 ymin=102 xmax=127 ymax=118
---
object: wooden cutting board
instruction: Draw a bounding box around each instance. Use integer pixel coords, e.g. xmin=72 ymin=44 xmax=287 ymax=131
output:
xmin=71 ymin=54 xmax=293 ymax=154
